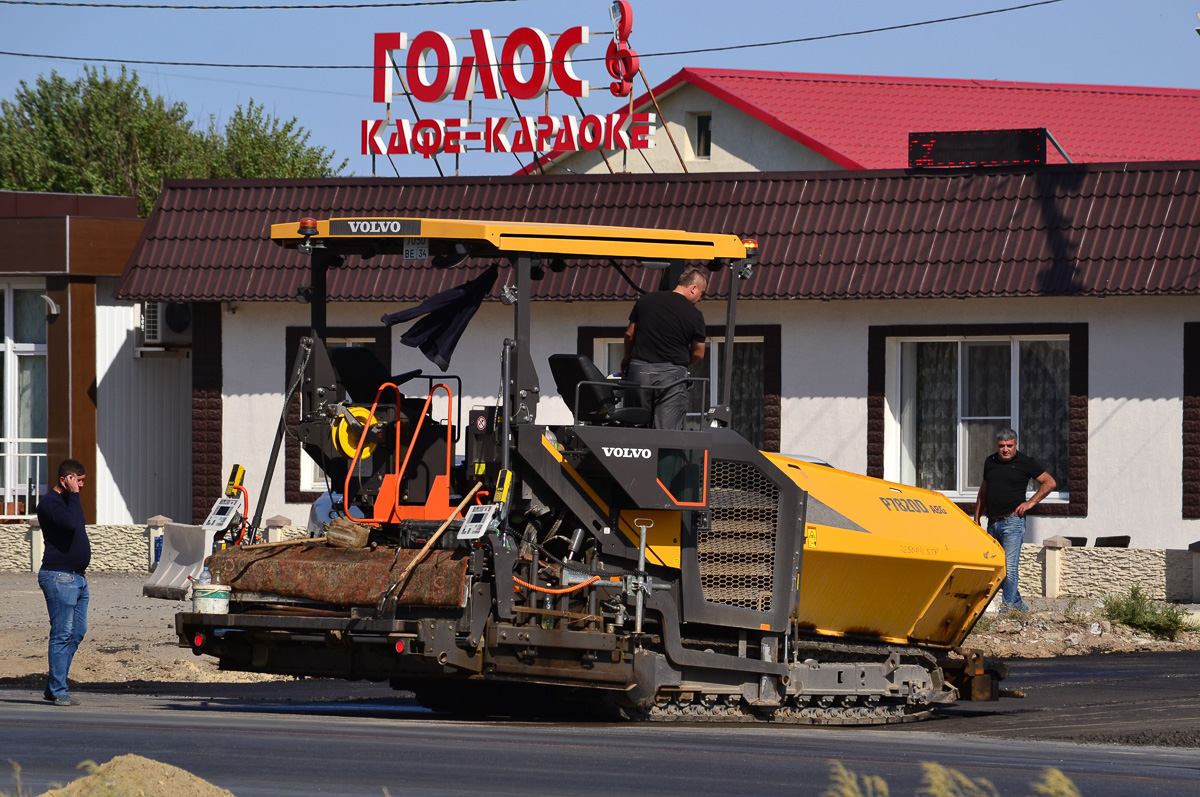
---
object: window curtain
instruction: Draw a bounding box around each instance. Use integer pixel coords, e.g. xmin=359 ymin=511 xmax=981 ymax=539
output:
xmin=727 ymin=341 xmax=765 ymax=449
xmin=913 ymin=342 xmax=957 ymax=490
xmin=1019 ymin=340 xmax=1070 ymax=491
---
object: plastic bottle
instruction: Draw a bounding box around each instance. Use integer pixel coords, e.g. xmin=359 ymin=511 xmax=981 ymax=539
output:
xmin=198 ymin=566 xmax=212 ymax=586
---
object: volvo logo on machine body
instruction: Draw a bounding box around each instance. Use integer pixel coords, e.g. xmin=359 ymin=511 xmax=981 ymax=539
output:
xmin=602 ymin=446 xmax=651 ymax=459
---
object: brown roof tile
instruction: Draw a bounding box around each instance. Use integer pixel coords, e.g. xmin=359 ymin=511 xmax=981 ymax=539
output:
xmin=116 ymin=164 xmax=1200 ymax=304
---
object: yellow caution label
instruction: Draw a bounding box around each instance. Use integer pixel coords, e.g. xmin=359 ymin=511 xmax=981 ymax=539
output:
xmin=805 ymin=524 xmax=818 ymax=549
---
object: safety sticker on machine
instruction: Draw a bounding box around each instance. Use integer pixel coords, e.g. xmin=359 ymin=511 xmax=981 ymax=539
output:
xmin=805 ymin=525 xmax=818 ymax=549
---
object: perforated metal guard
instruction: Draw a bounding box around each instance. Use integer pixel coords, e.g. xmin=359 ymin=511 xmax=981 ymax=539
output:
xmin=699 ymin=460 xmax=779 ymax=611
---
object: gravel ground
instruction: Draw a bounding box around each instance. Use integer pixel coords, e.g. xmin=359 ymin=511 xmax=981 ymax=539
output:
xmin=2 ymin=572 xmax=1197 ymax=690
xmin=0 ymin=572 xmax=282 ymax=690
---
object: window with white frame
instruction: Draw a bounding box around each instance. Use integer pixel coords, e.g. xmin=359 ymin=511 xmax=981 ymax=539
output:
xmin=0 ymin=287 xmax=48 ymax=516
xmin=896 ymin=336 xmax=1069 ymax=500
xmin=593 ymin=333 xmax=766 ymax=448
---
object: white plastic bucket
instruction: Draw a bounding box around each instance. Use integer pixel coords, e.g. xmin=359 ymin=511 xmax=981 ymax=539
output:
xmin=192 ymin=584 xmax=230 ymax=614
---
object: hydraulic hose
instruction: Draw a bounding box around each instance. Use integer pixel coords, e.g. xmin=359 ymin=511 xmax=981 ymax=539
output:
xmin=512 ymin=575 xmax=600 ymax=594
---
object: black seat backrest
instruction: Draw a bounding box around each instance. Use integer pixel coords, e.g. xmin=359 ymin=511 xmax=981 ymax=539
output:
xmin=548 ymin=354 xmax=617 ymax=422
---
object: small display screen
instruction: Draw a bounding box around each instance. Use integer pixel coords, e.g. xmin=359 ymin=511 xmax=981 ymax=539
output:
xmin=909 ymin=128 xmax=1046 ymax=169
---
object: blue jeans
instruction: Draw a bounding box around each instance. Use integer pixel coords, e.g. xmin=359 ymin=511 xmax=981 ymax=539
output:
xmin=38 ymin=570 xmax=89 ymax=698
xmin=987 ymin=515 xmax=1028 ymax=610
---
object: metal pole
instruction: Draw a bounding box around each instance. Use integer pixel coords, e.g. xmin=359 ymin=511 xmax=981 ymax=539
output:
xmin=713 ymin=262 xmax=744 ymax=427
xmin=310 ymin=249 xmax=332 ymax=340
xmin=500 ymin=339 xmax=512 ymax=475
xmin=634 ymin=518 xmax=649 ymax=633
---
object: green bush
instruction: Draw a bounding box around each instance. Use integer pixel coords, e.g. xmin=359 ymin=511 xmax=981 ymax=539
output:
xmin=1101 ymin=585 xmax=1200 ymax=641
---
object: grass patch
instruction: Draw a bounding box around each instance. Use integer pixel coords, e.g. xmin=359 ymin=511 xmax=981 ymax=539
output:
xmin=823 ymin=762 xmax=1081 ymax=797
xmin=1101 ymin=585 xmax=1200 ymax=641
xmin=1062 ymin=597 xmax=1090 ymax=623
xmin=971 ymin=611 xmax=995 ymax=634
xmin=2 ymin=761 xmax=31 ymax=797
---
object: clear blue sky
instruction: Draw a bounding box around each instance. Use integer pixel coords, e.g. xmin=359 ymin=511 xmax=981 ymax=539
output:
xmin=2 ymin=0 xmax=1199 ymax=178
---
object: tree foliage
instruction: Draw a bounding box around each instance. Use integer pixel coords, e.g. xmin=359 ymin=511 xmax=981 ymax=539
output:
xmin=0 ymin=67 xmax=347 ymax=216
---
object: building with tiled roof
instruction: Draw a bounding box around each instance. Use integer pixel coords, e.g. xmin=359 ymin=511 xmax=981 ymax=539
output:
xmin=112 ymin=161 xmax=1200 ymax=553
xmin=527 ymin=69 xmax=1200 ymax=175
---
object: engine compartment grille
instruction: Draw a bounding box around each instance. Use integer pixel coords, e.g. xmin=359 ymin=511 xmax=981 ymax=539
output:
xmin=699 ymin=459 xmax=779 ymax=611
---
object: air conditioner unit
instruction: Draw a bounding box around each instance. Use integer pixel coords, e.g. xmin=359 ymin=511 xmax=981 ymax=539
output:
xmin=142 ymin=301 xmax=193 ymax=346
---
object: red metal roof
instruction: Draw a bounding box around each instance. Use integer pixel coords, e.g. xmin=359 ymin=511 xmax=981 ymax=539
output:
xmin=524 ymin=69 xmax=1200 ymax=174
xmin=115 ymin=161 xmax=1200 ymax=303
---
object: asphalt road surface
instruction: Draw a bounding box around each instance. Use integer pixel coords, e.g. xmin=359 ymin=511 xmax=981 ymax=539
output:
xmin=2 ymin=651 xmax=1198 ymax=796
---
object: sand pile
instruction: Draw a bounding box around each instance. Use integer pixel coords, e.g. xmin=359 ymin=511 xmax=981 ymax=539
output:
xmin=37 ymin=754 xmax=234 ymax=797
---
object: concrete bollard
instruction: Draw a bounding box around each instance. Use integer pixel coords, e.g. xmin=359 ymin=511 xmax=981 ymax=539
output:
xmin=27 ymin=519 xmax=42 ymax=573
xmin=146 ymin=515 xmax=172 ymax=571
xmin=1042 ymin=535 xmax=1073 ymax=599
xmin=1190 ymin=540 xmax=1200 ymax=602
xmin=266 ymin=515 xmax=292 ymax=543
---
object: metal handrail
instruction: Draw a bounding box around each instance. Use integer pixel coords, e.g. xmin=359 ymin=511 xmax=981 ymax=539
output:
xmin=0 ymin=447 xmax=47 ymax=519
xmin=570 ymin=376 xmax=709 ymax=426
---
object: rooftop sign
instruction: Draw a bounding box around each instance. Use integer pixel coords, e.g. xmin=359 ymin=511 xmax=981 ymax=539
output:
xmin=362 ymin=1 xmax=654 ymax=160
xmin=909 ymin=128 xmax=1047 ymax=169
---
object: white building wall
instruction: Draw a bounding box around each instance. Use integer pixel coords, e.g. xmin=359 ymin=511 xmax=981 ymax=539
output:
xmin=94 ymin=278 xmax=192 ymax=524
xmin=857 ymin=295 xmax=1197 ymax=550
xmin=219 ymin=293 xmax=1200 ymax=549
xmin=545 ymin=84 xmax=842 ymax=175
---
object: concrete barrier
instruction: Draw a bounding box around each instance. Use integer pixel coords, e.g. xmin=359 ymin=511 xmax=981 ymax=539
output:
xmin=1023 ymin=538 xmax=1199 ymax=603
xmin=0 ymin=518 xmax=307 ymax=573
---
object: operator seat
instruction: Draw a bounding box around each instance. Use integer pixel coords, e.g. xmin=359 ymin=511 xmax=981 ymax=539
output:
xmin=548 ymin=354 xmax=651 ymax=427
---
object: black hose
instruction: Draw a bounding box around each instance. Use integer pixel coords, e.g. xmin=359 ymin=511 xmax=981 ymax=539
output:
xmin=246 ymin=339 xmax=313 ymax=540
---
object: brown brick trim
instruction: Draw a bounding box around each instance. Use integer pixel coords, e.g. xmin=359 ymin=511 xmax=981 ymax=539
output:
xmin=1185 ymin=323 xmax=1200 ymax=519
xmin=191 ymin=303 xmax=222 ymax=524
xmin=45 ymin=277 xmax=99 ymax=522
xmin=867 ymin=323 xmax=1087 ymax=518
xmin=575 ymin=324 xmax=781 ymax=452
xmin=285 ymin=327 xmax=392 ymax=505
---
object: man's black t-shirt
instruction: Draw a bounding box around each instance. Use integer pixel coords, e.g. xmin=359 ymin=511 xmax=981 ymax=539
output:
xmin=628 ymin=290 xmax=705 ymax=366
xmin=982 ymin=450 xmax=1046 ymax=517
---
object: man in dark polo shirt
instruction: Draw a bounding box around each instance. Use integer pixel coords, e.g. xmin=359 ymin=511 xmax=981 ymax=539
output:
xmin=973 ymin=429 xmax=1056 ymax=612
xmin=37 ymin=458 xmax=90 ymax=706
xmin=620 ymin=267 xmax=708 ymax=430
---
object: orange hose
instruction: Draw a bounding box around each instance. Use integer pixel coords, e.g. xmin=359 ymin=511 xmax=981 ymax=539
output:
xmin=231 ymin=484 xmax=249 ymax=544
xmin=512 ymin=575 xmax=600 ymax=594
xmin=390 ymin=383 xmax=453 ymax=521
xmin=343 ymin=383 xmax=401 ymax=527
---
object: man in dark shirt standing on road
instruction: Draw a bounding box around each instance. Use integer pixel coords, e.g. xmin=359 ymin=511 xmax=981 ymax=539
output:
xmin=37 ymin=458 xmax=89 ymax=706
xmin=621 ymin=267 xmax=708 ymax=430
xmin=973 ymin=430 xmax=1055 ymax=612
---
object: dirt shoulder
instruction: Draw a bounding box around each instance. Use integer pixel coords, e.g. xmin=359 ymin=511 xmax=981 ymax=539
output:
xmin=2 ymin=572 xmax=1197 ymax=690
xmin=0 ymin=572 xmax=281 ymax=689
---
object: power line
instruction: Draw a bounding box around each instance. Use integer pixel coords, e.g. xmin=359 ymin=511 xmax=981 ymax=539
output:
xmin=0 ymin=1 xmax=1066 ymax=70
xmin=1 ymin=0 xmax=523 ymax=8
